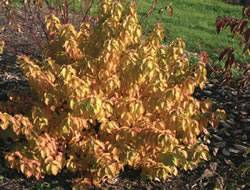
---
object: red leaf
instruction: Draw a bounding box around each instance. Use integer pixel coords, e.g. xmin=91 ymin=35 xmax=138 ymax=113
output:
xmin=216 ymin=17 xmax=224 ymax=33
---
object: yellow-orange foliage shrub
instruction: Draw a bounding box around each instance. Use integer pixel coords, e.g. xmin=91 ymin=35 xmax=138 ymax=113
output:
xmin=0 ymin=0 xmax=225 ymax=188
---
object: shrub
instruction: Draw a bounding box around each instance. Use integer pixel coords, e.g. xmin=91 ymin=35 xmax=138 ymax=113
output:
xmin=216 ymin=6 xmax=250 ymax=84
xmin=0 ymin=0 xmax=225 ymax=188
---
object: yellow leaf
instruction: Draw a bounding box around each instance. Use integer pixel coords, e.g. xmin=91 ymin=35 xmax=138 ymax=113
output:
xmin=20 ymin=164 xmax=25 ymax=173
xmin=0 ymin=40 xmax=4 ymax=54
xmin=200 ymin=151 xmax=209 ymax=161
xmin=25 ymin=169 xmax=33 ymax=178
xmin=69 ymin=99 xmax=75 ymax=109
xmin=45 ymin=163 xmax=51 ymax=173
xmin=51 ymin=164 xmax=59 ymax=175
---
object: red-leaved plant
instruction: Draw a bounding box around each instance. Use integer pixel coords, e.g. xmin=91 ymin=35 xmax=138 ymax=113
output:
xmin=216 ymin=6 xmax=250 ymax=86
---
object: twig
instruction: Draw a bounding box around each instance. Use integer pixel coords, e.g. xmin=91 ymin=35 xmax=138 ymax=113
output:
xmin=82 ymin=0 xmax=95 ymax=22
xmin=63 ymin=0 xmax=69 ymax=24
xmin=139 ymin=0 xmax=158 ymax=24
xmin=36 ymin=10 xmax=49 ymax=43
xmin=0 ymin=182 xmax=9 ymax=188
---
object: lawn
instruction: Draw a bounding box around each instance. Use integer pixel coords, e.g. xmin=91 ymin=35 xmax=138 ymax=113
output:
xmin=135 ymin=0 xmax=243 ymax=61
xmin=84 ymin=0 xmax=245 ymax=64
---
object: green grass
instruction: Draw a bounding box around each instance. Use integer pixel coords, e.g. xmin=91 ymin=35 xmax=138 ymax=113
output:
xmin=89 ymin=0 xmax=247 ymax=65
xmin=136 ymin=0 xmax=243 ymax=62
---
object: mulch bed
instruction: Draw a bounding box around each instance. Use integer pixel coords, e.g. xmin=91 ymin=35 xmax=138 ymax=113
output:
xmin=0 ymin=7 xmax=250 ymax=190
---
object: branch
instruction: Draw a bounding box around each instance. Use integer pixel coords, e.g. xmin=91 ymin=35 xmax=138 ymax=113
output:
xmin=82 ymin=0 xmax=95 ymax=22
